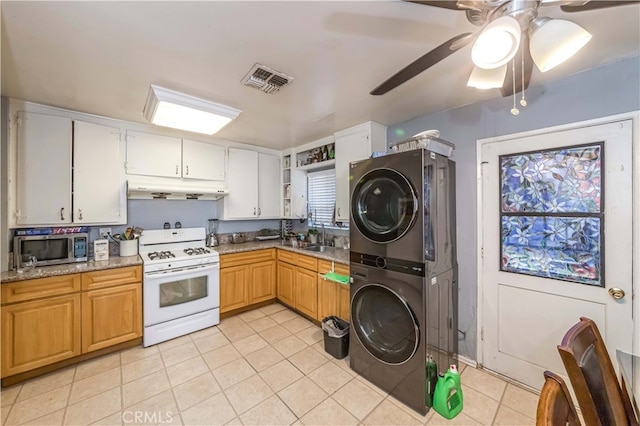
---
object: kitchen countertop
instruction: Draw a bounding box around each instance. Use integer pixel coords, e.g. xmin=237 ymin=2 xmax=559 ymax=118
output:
xmin=213 ymin=240 xmax=350 ymax=265
xmin=1 ymin=256 xmax=143 ymax=283
xmin=1 ymin=241 xmax=349 ymax=283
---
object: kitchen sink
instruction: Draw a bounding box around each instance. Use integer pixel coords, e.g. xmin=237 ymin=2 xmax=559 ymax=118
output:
xmin=303 ymin=245 xmax=330 ymax=252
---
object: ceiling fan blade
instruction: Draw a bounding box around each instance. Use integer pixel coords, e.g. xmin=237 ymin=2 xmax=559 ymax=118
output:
xmin=371 ymin=32 xmax=474 ymax=96
xmin=560 ymin=1 xmax=639 ymax=12
xmin=404 ymin=1 xmax=466 ymax=10
xmin=500 ymin=32 xmax=533 ymax=98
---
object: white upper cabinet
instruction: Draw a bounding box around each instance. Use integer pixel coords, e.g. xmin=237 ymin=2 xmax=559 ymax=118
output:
xmin=74 ymin=121 xmax=124 ymax=224
xmin=15 ymin=111 xmax=72 ymax=225
xmin=258 ymin=152 xmax=281 ymax=218
xmin=12 ymin=111 xmax=125 ymax=226
xmin=125 ymin=130 xmax=182 ymax=178
xmin=334 ymin=121 xmax=387 ymax=223
xmin=219 ymin=148 xmax=280 ymax=220
xmin=182 ymin=139 xmax=225 ymax=181
xmin=125 ymin=131 xmax=225 ymax=181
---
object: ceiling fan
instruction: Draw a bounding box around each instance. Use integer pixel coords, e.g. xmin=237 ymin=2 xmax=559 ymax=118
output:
xmin=371 ymin=0 xmax=637 ymax=98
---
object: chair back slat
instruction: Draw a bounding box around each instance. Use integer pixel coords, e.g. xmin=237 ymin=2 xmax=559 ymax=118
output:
xmin=557 ymin=317 xmax=638 ymax=426
xmin=536 ymin=371 xmax=580 ymax=426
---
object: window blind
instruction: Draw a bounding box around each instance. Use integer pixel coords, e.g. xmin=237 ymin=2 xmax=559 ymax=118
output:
xmin=307 ymin=169 xmax=337 ymax=227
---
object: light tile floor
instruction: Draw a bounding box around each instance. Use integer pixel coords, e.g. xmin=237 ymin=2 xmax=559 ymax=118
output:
xmin=0 ymin=304 xmax=538 ymax=425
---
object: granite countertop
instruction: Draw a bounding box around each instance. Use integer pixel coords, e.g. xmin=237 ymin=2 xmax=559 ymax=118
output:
xmin=213 ymin=240 xmax=350 ymax=265
xmin=1 ymin=241 xmax=349 ymax=283
xmin=1 ymin=256 xmax=143 ymax=283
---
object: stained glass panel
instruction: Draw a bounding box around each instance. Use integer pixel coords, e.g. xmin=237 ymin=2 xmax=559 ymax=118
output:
xmin=501 ymin=145 xmax=602 ymax=213
xmin=501 ymin=216 xmax=601 ymax=285
xmin=499 ymin=143 xmax=603 ymax=286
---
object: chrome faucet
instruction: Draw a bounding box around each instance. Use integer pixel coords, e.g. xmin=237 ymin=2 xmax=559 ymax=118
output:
xmin=321 ymin=223 xmax=326 ymax=245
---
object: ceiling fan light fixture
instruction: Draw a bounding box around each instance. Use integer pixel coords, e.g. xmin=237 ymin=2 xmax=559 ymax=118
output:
xmin=471 ymin=16 xmax=521 ymax=69
xmin=467 ymin=64 xmax=508 ymax=89
xmin=530 ymin=18 xmax=592 ymax=72
xmin=143 ymin=85 xmax=241 ymax=135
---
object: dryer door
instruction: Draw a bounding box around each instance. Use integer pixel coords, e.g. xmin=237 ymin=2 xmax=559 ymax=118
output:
xmin=351 ymin=283 xmax=419 ymax=365
xmin=351 ymin=168 xmax=418 ymax=243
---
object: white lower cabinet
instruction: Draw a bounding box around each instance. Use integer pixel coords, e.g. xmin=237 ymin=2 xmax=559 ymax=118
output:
xmin=334 ymin=121 xmax=387 ymax=223
xmin=219 ymin=148 xmax=281 ymax=220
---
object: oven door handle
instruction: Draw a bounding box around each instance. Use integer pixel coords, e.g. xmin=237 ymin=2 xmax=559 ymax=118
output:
xmin=146 ymin=263 xmax=219 ymax=276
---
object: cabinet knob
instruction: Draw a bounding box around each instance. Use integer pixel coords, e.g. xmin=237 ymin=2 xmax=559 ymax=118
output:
xmin=175 ymin=165 xmax=179 ymax=175
xmin=78 ymin=209 xmax=83 ymax=221
xmin=253 ymin=207 xmax=257 ymax=216
xmin=337 ymin=207 xmax=341 ymax=216
xmin=60 ymin=207 xmax=65 ymax=220
xmin=258 ymin=207 xmax=261 ymax=216
xmin=185 ymin=165 xmax=189 ymax=175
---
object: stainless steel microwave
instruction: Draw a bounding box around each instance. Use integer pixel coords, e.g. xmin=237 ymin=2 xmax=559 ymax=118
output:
xmin=14 ymin=233 xmax=88 ymax=268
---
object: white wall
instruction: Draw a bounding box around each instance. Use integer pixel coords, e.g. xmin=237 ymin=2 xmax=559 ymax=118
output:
xmin=387 ymin=56 xmax=640 ymax=360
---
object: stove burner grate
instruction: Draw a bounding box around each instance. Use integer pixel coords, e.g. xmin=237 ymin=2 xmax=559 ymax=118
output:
xmin=147 ymin=251 xmax=175 ymax=260
xmin=184 ymin=247 xmax=211 ymax=256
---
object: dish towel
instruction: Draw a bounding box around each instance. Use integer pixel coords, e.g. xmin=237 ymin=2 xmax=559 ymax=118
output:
xmin=294 ymin=195 xmax=307 ymax=218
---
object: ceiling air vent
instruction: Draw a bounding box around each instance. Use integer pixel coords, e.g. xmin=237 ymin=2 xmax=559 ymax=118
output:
xmin=242 ymin=63 xmax=293 ymax=94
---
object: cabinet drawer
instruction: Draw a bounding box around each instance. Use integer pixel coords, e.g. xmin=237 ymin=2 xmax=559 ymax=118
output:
xmin=295 ymin=254 xmax=318 ymax=272
xmin=221 ymin=249 xmax=276 ymax=269
xmin=318 ymin=260 xmax=349 ymax=276
xmin=277 ymin=249 xmax=296 ymax=264
xmin=81 ymin=266 xmax=142 ymax=291
xmin=1 ymin=274 xmax=81 ymax=304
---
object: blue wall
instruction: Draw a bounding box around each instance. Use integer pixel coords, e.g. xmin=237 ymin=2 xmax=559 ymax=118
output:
xmin=388 ymin=56 xmax=640 ymax=360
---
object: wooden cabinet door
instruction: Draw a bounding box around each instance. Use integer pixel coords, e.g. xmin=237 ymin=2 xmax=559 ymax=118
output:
xmin=295 ymin=267 xmax=318 ymax=319
xmin=248 ymin=261 xmax=276 ymax=305
xmin=337 ymin=284 xmax=351 ymax=321
xmin=15 ymin=111 xmax=72 ymax=225
xmin=74 ymin=121 xmax=124 ymax=224
xmin=125 ymin=130 xmax=182 ymax=178
xmin=317 ymin=278 xmax=336 ymax=322
xmin=257 ymin=153 xmax=281 ymax=218
xmin=220 ymin=265 xmax=249 ymax=313
xmin=1 ymin=294 xmax=81 ymax=377
xmin=82 ymin=283 xmax=142 ymax=353
xmin=225 ymin=148 xmax=259 ymax=218
xmin=277 ymin=261 xmax=295 ymax=308
xmin=182 ymin=139 xmax=225 ymax=181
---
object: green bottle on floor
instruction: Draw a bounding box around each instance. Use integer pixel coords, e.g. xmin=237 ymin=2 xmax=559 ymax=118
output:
xmin=433 ymin=364 xmax=463 ymax=419
xmin=425 ymin=356 xmax=438 ymax=407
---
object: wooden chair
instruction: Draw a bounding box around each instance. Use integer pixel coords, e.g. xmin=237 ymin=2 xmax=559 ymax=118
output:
xmin=536 ymin=371 xmax=581 ymax=426
xmin=557 ymin=317 xmax=638 ymax=426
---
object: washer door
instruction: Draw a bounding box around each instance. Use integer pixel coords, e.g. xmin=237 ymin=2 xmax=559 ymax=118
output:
xmin=351 ymin=284 xmax=419 ymax=365
xmin=351 ymin=168 xmax=418 ymax=243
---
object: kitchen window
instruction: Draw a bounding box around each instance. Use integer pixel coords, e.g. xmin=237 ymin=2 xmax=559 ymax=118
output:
xmin=308 ymin=169 xmax=345 ymax=228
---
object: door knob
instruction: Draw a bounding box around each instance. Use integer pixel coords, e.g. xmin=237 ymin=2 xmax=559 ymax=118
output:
xmin=608 ymin=287 xmax=625 ymax=300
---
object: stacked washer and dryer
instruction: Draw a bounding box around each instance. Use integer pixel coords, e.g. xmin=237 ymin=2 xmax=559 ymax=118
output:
xmin=348 ymin=147 xmax=458 ymax=415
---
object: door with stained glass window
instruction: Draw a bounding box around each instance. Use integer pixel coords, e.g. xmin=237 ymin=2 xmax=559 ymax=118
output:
xmin=480 ymin=119 xmax=633 ymax=391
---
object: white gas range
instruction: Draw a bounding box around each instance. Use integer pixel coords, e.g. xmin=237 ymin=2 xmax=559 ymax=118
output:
xmin=139 ymin=227 xmax=220 ymax=347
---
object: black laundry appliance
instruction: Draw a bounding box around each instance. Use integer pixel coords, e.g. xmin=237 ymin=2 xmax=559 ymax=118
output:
xmin=349 ymin=148 xmax=458 ymax=415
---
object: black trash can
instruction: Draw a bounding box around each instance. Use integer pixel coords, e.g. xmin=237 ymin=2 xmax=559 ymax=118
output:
xmin=322 ymin=316 xmax=350 ymax=359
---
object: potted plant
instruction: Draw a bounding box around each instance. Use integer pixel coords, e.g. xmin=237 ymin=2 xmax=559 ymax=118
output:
xmin=308 ymin=227 xmax=319 ymax=244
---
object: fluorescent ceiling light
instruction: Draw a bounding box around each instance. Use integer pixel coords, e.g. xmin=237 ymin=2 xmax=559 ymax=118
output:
xmin=467 ymin=64 xmax=508 ymax=89
xmin=471 ymin=16 xmax=522 ymax=69
xmin=143 ymin=85 xmax=241 ymax=135
xmin=530 ymin=18 xmax=592 ymax=72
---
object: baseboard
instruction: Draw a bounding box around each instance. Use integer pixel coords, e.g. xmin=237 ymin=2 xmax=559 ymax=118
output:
xmin=457 ymin=354 xmax=478 ymax=368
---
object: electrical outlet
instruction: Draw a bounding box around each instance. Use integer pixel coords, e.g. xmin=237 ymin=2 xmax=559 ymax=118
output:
xmin=99 ymin=228 xmax=112 ymax=239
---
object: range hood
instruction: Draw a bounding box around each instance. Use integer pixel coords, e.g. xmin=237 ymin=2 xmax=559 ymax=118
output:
xmin=127 ymin=178 xmax=229 ymax=201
